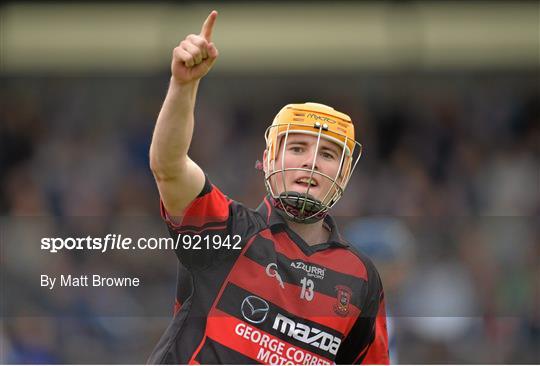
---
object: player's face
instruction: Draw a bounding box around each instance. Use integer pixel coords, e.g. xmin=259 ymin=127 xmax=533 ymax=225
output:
xmin=266 ymin=133 xmax=343 ymax=204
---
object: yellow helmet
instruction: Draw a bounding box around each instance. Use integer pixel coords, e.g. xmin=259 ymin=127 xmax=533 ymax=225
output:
xmin=264 ymin=102 xmax=362 ymax=223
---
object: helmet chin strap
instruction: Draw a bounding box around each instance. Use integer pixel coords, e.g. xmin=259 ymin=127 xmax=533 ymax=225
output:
xmin=270 ymin=192 xmax=328 ymax=224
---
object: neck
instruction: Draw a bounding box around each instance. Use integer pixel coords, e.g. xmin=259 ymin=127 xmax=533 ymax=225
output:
xmin=286 ymin=218 xmax=330 ymax=246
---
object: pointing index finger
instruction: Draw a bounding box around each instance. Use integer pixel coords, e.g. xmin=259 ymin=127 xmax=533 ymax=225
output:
xmin=200 ymin=10 xmax=218 ymax=42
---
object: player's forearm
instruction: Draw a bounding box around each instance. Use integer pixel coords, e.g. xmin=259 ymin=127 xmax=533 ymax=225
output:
xmin=149 ymin=79 xmax=199 ymax=177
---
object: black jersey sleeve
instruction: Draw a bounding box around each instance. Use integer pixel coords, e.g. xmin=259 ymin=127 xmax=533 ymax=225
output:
xmin=335 ymin=259 xmax=389 ymax=364
xmin=160 ymin=174 xmax=235 ymax=270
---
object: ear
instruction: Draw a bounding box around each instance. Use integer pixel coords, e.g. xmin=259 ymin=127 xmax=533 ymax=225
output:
xmin=262 ymin=149 xmax=268 ymax=173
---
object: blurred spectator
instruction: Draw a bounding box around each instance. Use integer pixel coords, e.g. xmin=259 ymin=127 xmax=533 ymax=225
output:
xmin=344 ymin=217 xmax=415 ymax=364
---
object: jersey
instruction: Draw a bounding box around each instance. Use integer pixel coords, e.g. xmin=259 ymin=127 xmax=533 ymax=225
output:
xmin=148 ymin=175 xmax=389 ymax=365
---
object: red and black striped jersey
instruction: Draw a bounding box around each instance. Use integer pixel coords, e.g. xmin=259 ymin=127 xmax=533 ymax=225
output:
xmin=148 ymin=175 xmax=389 ymax=365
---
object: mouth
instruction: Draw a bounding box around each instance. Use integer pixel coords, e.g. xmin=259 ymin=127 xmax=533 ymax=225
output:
xmin=293 ymin=176 xmax=319 ymax=188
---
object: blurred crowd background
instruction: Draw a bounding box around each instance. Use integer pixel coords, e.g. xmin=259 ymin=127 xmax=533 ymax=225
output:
xmin=1 ymin=1 xmax=539 ymax=364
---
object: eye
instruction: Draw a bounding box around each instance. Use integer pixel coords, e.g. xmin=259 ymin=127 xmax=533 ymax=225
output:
xmin=321 ymin=151 xmax=336 ymax=160
xmin=289 ymin=146 xmax=304 ymax=153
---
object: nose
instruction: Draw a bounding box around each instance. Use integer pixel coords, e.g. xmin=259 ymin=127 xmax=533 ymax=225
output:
xmin=300 ymin=149 xmax=319 ymax=171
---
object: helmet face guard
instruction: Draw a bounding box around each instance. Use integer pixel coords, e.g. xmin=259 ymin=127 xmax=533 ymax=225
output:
xmin=263 ymin=103 xmax=362 ymax=223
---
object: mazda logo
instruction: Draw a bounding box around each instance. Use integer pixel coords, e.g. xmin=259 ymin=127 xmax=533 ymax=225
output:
xmin=241 ymin=296 xmax=269 ymax=324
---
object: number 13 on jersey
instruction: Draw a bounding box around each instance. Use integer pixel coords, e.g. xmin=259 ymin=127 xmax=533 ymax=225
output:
xmin=300 ymin=277 xmax=314 ymax=301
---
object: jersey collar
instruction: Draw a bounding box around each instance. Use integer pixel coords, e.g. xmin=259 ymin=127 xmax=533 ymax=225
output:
xmin=256 ymin=196 xmax=350 ymax=249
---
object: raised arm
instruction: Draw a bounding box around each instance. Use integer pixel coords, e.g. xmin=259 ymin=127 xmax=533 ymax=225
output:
xmin=149 ymin=11 xmax=219 ymax=218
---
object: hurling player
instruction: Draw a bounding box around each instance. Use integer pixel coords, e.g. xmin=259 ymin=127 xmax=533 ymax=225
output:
xmin=148 ymin=11 xmax=389 ymax=365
